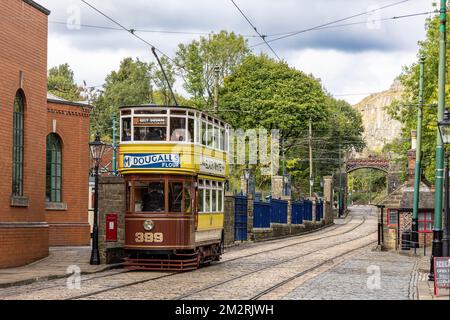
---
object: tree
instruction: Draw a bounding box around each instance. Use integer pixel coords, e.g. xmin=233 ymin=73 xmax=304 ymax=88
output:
xmin=47 ymin=63 xmax=82 ymax=101
xmin=385 ymin=12 xmax=450 ymax=181
xmin=175 ymin=31 xmax=250 ymax=108
xmin=91 ymin=57 xmax=154 ymax=136
xmin=219 ymin=54 xmax=364 ymax=197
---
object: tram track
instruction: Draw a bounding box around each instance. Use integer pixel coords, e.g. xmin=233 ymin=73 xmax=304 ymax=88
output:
xmin=68 ymin=214 xmax=371 ymax=300
xmin=0 ymin=213 xmax=367 ymax=300
xmin=173 ymin=228 xmax=376 ymax=300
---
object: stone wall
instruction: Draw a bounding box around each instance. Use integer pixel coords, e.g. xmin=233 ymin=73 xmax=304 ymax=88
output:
xmin=98 ymin=176 xmax=126 ymax=264
xmin=223 ymin=192 xmax=235 ymax=246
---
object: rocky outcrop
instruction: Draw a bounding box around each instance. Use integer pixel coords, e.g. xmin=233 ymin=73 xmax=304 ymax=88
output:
xmin=352 ymin=81 xmax=403 ymax=157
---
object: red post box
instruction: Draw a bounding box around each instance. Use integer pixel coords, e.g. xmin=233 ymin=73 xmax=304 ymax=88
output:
xmin=106 ymin=213 xmax=117 ymax=242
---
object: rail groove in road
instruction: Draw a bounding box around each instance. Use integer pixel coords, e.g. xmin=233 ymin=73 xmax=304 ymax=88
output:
xmin=173 ymin=221 xmax=374 ymax=300
xmin=68 ymin=216 xmax=366 ymax=300
xmin=0 ymin=213 xmax=367 ymax=300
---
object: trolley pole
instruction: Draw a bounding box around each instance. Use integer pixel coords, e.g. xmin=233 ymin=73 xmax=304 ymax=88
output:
xmin=412 ymin=56 xmax=425 ymax=250
xmin=112 ymin=114 xmax=117 ymax=174
xmin=430 ymin=0 xmax=447 ymax=281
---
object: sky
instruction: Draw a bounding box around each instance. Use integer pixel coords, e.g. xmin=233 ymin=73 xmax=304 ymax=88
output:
xmin=37 ymin=0 xmax=436 ymax=104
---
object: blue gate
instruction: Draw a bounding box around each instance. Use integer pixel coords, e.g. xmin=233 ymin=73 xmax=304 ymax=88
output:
xmin=291 ymin=201 xmax=304 ymax=225
xmin=234 ymin=195 xmax=248 ymax=241
xmin=271 ymin=198 xmax=288 ymax=224
xmin=315 ymin=200 xmax=324 ymax=221
xmin=253 ymin=201 xmax=271 ymax=228
xmin=303 ymin=199 xmax=313 ymax=221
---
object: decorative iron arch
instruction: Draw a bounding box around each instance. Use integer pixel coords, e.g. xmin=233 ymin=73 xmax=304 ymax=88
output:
xmin=346 ymin=159 xmax=390 ymax=173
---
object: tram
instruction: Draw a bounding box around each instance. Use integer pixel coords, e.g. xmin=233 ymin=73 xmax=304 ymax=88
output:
xmin=118 ymin=104 xmax=231 ymax=270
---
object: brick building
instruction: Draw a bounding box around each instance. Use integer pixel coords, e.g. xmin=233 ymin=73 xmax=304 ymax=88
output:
xmin=0 ymin=0 xmax=91 ymax=268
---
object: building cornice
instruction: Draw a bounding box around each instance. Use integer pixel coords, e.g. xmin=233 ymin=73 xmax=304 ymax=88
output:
xmin=23 ymin=0 xmax=51 ymax=16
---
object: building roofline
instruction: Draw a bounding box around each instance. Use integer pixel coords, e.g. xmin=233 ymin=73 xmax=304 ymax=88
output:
xmin=23 ymin=0 xmax=51 ymax=16
xmin=47 ymin=98 xmax=93 ymax=109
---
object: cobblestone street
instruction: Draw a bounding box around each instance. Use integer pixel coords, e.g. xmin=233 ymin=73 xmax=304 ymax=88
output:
xmin=0 ymin=206 xmax=421 ymax=300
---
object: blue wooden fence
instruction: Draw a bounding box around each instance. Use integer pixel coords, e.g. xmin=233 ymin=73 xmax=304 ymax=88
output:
xmin=234 ymin=195 xmax=248 ymax=241
xmin=315 ymin=200 xmax=324 ymax=221
xmin=291 ymin=201 xmax=304 ymax=225
xmin=303 ymin=199 xmax=313 ymax=221
xmin=253 ymin=201 xmax=271 ymax=228
xmin=270 ymin=198 xmax=288 ymax=224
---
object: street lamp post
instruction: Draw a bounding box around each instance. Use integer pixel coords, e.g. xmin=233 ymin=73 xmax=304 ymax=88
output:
xmin=438 ymin=109 xmax=450 ymax=257
xmin=89 ymin=133 xmax=107 ymax=265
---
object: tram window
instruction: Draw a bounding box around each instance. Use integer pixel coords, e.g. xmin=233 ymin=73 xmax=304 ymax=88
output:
xmin=134 ymin=126 xmax=167 ymax=141
xmin=170 ymin=117 xmax=186 ymax=142
xmin=207 ymin=123 xmax=213 ymax=147
xmin=214 ymin=126 xmax=220 ymax=149
xmin=184 ymin=183 xmax=192 ymax=214
xmin=171 ymin=110 xmax=187 ymax=116
xmin=187 ymin=118 xmax=194 ymax=142
xmin=198 ymin=189 xmax=204 ymax=213
xmin=202 ymin=121 xmax=207 ymax=145
xmin=205 ymin=189 xmax=211 ymax=212
xmin=169 ymin=182 xmax=183 ymax=212
xmin=220 ymin=128 xmax=225 ymax=150
xmin=121 ymin=110 xmax=131 ymax=115
xmin=218 ymin=190 xmax=223 ymax=212
xmin=135 ymin=182 xmax=165 ymax=212
xmin=122 ymin=118 xmax=131 ymax=141
xmin=212 ymin=189 xmax=217 ymax=212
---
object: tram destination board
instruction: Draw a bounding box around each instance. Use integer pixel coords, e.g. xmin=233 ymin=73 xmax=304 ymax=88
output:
xmin=434 ymin=257 xmax=450 ymax=288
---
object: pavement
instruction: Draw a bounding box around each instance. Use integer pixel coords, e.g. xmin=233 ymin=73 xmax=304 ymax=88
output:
xmin=0 ymin=247 xmax=120 ymax=288
xmin=415 ymin=253 xmax=450 ymax=300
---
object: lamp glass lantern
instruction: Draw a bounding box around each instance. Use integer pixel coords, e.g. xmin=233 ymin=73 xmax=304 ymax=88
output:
xmin=438 ymin=109 xmax=450 ymax=145
xmin=89 ymin=133 xmax=107 ymax=168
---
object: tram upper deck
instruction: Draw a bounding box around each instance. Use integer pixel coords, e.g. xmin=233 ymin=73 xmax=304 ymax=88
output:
xmin=118 ymin=105 xmax=231 ymax=178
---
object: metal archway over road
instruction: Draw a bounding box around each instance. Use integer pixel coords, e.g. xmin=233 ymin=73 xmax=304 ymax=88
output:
xmin=346 ymin=158 xmax=390 ymax=174
xmin=345 ymin=157 xmax=401 ymax=195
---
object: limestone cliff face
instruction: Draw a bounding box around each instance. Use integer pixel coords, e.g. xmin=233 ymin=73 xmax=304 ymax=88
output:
xmin=352 ymin=81 xmax=403 ymax=157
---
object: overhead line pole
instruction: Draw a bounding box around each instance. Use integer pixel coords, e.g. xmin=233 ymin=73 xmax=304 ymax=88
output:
xmin=412 ymin=56 xmax=425 ymax=251
xmin=430 ymin=0 xmax=447 ymax=281
xmin=309 ymin=119 xmax=313 ymax=197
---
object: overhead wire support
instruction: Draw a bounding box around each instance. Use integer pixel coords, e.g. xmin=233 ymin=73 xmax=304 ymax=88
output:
xmin=229 ymin=0 xmax=281 ymax=60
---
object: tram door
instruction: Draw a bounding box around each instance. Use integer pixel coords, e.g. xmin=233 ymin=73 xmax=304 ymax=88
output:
xmin=234 ymin=195 xmax=248 ymax=241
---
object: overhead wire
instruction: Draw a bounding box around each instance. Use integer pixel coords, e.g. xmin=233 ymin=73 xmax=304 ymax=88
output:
xmin=229 ymin=0 xmax=281 ymax=60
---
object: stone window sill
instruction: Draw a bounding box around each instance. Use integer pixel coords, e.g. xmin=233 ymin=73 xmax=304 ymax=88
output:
xmin=45 ymin=202 xmax=68 ymax=211
xmin=11 ymin=195 xmax=29 ymax=207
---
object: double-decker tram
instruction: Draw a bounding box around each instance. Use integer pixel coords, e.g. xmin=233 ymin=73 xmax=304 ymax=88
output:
xmin=118 ymin=104 xmax=230 ymax=270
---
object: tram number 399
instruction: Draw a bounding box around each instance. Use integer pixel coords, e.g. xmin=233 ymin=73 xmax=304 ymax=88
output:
xmin=135 ymin=232 xmax=164 ymax=243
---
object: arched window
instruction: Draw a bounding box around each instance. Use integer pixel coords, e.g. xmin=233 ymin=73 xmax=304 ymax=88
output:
xmin=46 ymin=133 xmax=62 ymax=202
xmin=12 ymin=91 xmax=24 ymax=196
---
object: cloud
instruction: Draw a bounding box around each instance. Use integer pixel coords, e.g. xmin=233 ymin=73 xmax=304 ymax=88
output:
xmin=37 ymin=0 xmax=434 ymax=104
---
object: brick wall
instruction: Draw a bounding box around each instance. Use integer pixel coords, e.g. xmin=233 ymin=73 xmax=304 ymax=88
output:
xmin=45 ymin=101 xmax=91 ymax=246
xmin=0 ymin=0 xmax=50 ymax=267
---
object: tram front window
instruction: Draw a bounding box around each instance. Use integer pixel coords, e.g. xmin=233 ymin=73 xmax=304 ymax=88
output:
xmin=170 ymin=118 xmax=186 ymax=142
xmin=134 ymin=127 xmax=166 ymax=141
xmin=169 ymin=182 xmax=183 ymax=212
xmin=135 ymin=182 xmax=165 ymax=212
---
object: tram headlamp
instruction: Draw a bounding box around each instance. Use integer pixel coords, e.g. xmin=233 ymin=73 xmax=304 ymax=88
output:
xmin=143 ymin=219 xmax=155 ymax=231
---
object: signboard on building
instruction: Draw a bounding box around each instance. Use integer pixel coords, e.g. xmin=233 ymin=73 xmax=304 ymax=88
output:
xmin=123 ymin=153 xmax=180 ymax=169
xmin=200 ymin=156 xmax=225 ymax=176
xmin=434 ymin=257 xmax=450 ymax=296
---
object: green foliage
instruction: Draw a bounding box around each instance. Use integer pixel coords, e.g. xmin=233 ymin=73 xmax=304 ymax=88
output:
xmin=91 ymin=57 xmax=154 ymax=136
xmin=219 ymin=54 xmax=364 ymax=197
xmin=385 ymin=13 xmax=450 ymax=181
xmin=47 ymin=63 xmax=82 ymax=101
xmin=175 ymin=31 xmax=250 ymax=108
xmin=348 ymin=169 xmax=387 ymax=204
